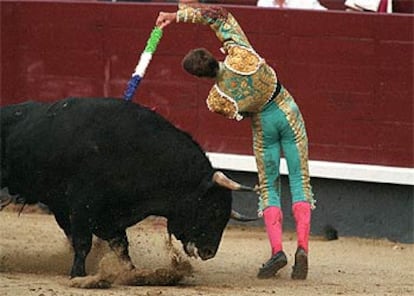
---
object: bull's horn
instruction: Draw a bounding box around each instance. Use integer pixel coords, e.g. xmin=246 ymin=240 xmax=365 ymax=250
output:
xmin=213 ymin=171 xmax=256 ymax=192
xmin=0 ymin=196 xmax=13 ymax=211
xmin=231 ymin=209 xmax=259 ymax=222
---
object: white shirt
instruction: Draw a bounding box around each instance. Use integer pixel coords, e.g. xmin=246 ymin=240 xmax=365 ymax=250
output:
xmin=257 ymin=0 xmax=327 ymax=10
xmin=344 ymin=0 xmax=392 ymax=12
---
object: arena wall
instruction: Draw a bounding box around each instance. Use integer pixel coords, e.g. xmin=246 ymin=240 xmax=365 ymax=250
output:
xmin=1 ymin=0 xmax=413 ymax=242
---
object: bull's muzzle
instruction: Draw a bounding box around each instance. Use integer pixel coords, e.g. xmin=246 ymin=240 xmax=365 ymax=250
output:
xmin=184 ymin=242 xmax=216 ymax=260
xmin=198 ymin=247 xmax=216 ymax=260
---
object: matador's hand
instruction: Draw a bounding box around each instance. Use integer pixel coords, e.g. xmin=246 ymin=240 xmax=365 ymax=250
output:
xmin=156 ymin=12 xmax=177 ymax=29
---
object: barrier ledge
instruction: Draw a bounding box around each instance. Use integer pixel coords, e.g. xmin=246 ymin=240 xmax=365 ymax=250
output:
xmin=206 ymin=152 xmax=414 ymax=186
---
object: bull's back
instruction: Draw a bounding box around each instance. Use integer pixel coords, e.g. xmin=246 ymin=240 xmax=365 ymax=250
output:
xmin=2 ymin=97 xmax=212 ymax=197
xmin=54 ymin=97 xmax=209 ymax=171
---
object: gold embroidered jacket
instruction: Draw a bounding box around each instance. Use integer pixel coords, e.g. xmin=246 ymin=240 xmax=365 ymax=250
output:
xmin=177 ymin=5 xmax=278 ymax=120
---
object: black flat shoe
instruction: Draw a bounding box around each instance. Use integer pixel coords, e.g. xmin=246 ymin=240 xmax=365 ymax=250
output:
xmin=291 ymin=247 xmax=308 ymax=280
xmin=257 ymin=251 xmax=288 ymax=279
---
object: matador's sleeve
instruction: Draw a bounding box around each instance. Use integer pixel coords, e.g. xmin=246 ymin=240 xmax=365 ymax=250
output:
xmin=206 ymin=85 xmax=243 ymax=121
xmin=176 ymin=5 xmax=252 ymax=49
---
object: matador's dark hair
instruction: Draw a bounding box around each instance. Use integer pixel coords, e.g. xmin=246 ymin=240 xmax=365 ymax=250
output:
xmin=182 ymin=48 xmax=219 ymax=78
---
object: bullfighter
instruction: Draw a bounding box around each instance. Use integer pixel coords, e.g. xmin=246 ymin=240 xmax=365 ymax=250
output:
xmin=156 ymin=2 xmax=316 ymax=280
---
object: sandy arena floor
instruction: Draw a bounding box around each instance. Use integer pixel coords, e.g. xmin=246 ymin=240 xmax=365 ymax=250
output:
xmin=0 ymin=208 xmax=413 ymax=296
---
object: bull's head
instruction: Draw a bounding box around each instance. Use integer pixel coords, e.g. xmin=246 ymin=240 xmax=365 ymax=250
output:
xmin=168 ymin=171 xmax=258 ymax=260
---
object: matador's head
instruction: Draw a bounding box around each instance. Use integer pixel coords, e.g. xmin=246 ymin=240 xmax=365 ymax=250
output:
xmin=182 ymin=48 xmax=219 ymax=78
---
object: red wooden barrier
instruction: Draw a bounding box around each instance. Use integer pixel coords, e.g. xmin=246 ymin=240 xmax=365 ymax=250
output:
xmin=1 ymin=0 xmax=413 ymax=168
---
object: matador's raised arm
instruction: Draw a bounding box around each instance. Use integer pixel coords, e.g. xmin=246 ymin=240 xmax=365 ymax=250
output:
xmin=176 ymin=4 xmax=253 ymax=51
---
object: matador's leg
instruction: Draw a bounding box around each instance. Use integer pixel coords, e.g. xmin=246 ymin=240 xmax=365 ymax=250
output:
xmin=252 ymin=109 xmax=288 ymax=279
xmin=278 ymin=91 xmax=313 ymax=280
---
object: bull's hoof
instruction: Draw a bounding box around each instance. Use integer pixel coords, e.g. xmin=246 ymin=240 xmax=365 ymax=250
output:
xmin=257 ymin=251 xmax=287 ymax=279
xmin=291 ymin=247 xmax=308 ymax=280
xmin=69 ymin=275 xmax=112 ymax=289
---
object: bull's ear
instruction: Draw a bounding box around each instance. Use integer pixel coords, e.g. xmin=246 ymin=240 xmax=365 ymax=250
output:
xmin=195 ymin=172 xmax=216 ymax=196
xmin=212 ymin=171 xmax=257 ymax=192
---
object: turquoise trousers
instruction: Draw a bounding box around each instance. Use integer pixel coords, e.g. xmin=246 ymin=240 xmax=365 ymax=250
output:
xmin=251 ymin=86 xmax=315 ymax=211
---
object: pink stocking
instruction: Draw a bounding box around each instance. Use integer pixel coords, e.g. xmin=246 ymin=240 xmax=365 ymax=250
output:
xmin=263 ymin=206 xmax=283 ymax=255
xmin=292 ymin=201 xmax=311 ymax=253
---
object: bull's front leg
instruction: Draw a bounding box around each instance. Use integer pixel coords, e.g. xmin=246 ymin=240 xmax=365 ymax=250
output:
xmin=68 ymin=209 xmax=111 ymax=289
xmin=108 ymin=231 xmax=135 ymax=271
xmin=70 ymin=214 xmax=93 ymax=278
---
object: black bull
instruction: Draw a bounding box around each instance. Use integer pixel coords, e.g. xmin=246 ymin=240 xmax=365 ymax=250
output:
xmin=0 ymin=97 xmax=257 ymax=278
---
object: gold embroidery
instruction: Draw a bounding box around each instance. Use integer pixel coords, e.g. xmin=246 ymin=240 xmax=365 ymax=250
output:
xmin=251 ymin=113 xmax=269 ymax=210
xmin=225 ymin=46 xmax=262 ymax=75
xmin=236 ymin=65 xmax=277 ymax=113
xmin=177 ymin=5 xmax=228 ymax=25
xmin=274 ymin=89 xmax=315 ymax=208
xmin=206 ymin=86 xmax=240 ymax=120
xmin=177 ymin=6 xmax=203 ymax=24
xmin=200 ymin=6 xmax=228 ymax=21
